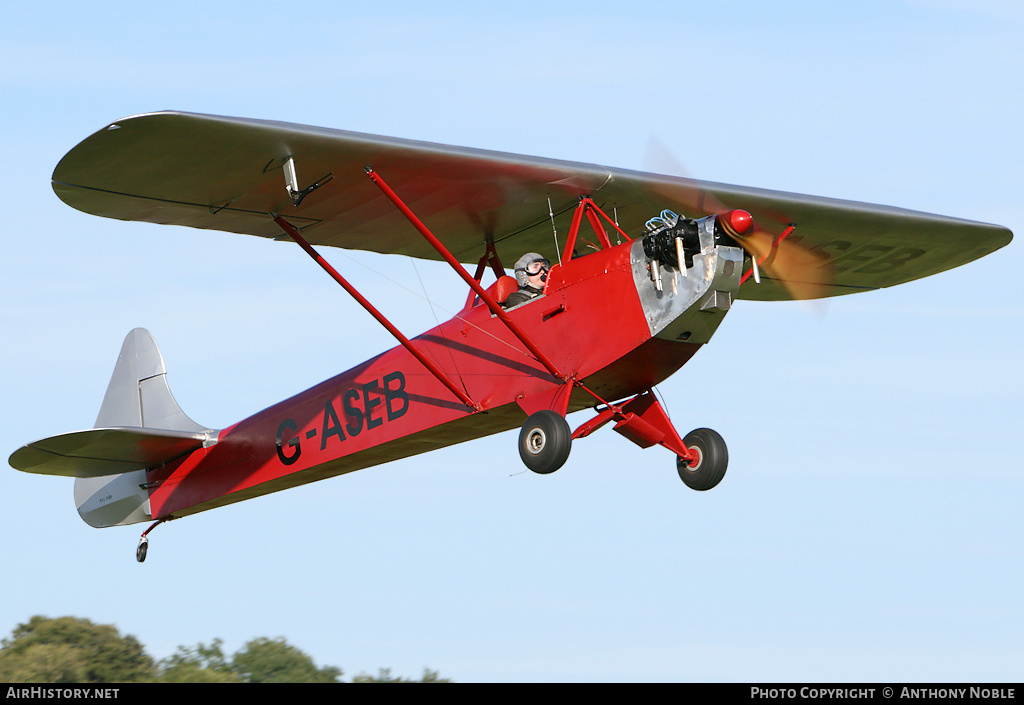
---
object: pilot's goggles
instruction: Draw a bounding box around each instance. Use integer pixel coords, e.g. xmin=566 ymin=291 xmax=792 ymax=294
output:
xmin=525 ymin=259 xmax=550 ymax=276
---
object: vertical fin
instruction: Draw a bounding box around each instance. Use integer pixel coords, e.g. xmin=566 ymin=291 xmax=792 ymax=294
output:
xmin=94 ymin=328 xmax=206 ymax=433
xmin=77 ymin=328 xmax=210 ymax=528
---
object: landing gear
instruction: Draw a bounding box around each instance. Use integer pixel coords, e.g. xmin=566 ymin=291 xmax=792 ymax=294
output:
xmin=519 ymin=410 xmax=572 ymax=474
xmin=677 ymin=428 xmax=728 ymax=491
xmin=135 ymin=518 xmax=169 ymax=563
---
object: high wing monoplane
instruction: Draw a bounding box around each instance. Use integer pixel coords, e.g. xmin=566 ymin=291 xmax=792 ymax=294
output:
xmin=9 ymin=112 xmax=1012 ymax=561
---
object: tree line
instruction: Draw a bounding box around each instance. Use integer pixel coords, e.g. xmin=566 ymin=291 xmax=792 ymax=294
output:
xmin=0 ymin=616 xmax=449 ymax=683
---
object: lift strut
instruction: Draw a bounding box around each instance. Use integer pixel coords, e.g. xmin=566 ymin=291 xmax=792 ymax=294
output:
xmin=365 ymin=167 xmax=569 ymax=384
xmin=273 ymin=216 xmax=480 ymax=411
xmin=276 ymin=170 xmax=627 ymax=418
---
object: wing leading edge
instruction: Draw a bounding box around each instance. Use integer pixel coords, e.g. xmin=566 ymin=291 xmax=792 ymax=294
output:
xmin=52 ymin=111 xmax=1012 ymax=300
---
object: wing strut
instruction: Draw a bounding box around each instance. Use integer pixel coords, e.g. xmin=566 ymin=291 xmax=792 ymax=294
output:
xmin=739 ymin=224 xmax=796 ymax=286
xmin=561 ymin=196 xmax=633 ymax=261
xmin=365 ymin=167 xmax=569 ymax=384
xmin=273 ymin=216 xmax=481 ymax=412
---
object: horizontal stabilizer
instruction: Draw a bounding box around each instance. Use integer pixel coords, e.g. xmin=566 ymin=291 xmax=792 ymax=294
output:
xmin=10 ymin=427 xmax=210 ymax=478
xmin=8 ymin=328 xmax=217 ymax=528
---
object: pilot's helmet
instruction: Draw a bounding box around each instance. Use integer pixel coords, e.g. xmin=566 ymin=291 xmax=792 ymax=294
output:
xmin=514 ymin=253 xmax=550 ymax=287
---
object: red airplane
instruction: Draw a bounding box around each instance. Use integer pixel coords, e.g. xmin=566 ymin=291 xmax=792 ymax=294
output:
xmin=9 ymin=112 xmax=1013 ymax=562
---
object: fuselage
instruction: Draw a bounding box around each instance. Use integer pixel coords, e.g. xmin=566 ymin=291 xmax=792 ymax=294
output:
xmin=144 ymin=228 xmax=742 ymax=520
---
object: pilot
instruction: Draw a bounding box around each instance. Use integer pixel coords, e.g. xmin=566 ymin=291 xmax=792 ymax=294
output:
xmin=505 ymin=253 xmax=550 ymax=308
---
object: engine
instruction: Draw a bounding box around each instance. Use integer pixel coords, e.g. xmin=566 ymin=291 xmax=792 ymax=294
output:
xmin=641 ymin=210 xmax=700 ymax=270
xmin=640 ymin=208 xmax=753 ymax=290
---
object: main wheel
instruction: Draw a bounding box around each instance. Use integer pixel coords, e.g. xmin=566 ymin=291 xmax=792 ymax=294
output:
xmin=677 ymin=428 xmax=728 ymax=491
xmin=519 ymin=410 xmax=572 ymax=474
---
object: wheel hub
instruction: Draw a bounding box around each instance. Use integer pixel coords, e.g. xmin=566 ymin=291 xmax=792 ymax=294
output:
xmin=525 ymin=428 xmax=547 ymax=455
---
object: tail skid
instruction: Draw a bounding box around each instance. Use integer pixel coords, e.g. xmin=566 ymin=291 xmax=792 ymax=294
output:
xmin=9 ymin=328 xmax=216 ymax=528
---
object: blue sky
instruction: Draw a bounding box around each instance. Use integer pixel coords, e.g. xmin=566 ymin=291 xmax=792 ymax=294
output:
xmin=2 ymin=0 xmax=1020 ymax=682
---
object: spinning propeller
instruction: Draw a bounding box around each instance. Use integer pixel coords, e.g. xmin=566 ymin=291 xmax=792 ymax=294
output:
xmin=643 ymin=139 xmax=832 ymax=301
xmin=714 ymin=207 xmax=832 ymax=301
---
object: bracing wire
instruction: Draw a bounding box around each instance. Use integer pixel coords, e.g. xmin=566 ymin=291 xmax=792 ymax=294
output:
xmin=410 ymin=257 xmax=466 ymax=388
xmin=547 ymin=197 xmax=562 ymax=265
xmin=335 ymin=250 xmax=537 ymax=361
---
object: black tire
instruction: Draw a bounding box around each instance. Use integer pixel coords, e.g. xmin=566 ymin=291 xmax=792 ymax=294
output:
xmin=136 ymin=540 xmax=148 ymax=563
xmin=518 ymin=410 xmax=572 ymax=474
xmin=677 ymin=428 xmax=728 ymax=491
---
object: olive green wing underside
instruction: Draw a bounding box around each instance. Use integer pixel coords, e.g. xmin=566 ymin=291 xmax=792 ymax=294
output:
xmin=53 ymin=111 xmax=1012 ymax=301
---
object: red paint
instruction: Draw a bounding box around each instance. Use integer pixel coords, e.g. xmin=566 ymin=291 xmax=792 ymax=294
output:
xmin=718 ymin=209 xmax=754 ymax=238
xmin=562 ymin=196 xmax=631 ymax=262
xmin=367 ymin=168 xmax=567 ymax=383
xmin=144 ymin=195 xmax=708 ymax=520
xmin=145 ymin=234 xmax=698 ymax=519
xmin=275 ymin=215 xmax=480 ymax=411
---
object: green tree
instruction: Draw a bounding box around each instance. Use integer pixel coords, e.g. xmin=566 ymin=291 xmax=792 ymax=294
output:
xmin=1 ymin=616 xmax=448 ymax=684
xmin=157 ymin=639 xmax=239 ymax=683
xmin=353 ymin=667 xmax=451 ymax=683
xmin=0 ymin=616 xmax=153 ymax=683
xmin=229 ymin=637 xmax=342 ymax=683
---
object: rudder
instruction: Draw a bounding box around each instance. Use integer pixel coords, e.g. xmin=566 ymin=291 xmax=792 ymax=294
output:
xmin=76 ymin=329 xmax=214 ymax=528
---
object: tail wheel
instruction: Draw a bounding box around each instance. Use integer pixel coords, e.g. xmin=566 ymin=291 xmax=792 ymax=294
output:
xmin=677 ymin=428 xmax=728 ymax=491
xmin=519 ymin=410 xmax=572 ymax=474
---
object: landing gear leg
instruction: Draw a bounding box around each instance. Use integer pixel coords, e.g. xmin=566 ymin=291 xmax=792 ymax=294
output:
xmin=677 ymin=428 xmax=728 ymax=491
xmin=519 ymin=410 xmax=572 ymax=474
xmin=136 ymin=518 xmax=168 ymax=563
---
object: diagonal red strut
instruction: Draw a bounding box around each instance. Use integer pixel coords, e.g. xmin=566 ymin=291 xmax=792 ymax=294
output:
xmin=274 ymin=215 xmax=480 ymax=412
xmin=365 ymin=167 xmax=568 ymax=384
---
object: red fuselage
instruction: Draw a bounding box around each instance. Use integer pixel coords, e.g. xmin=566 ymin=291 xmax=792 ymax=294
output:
xmin=145 ymin=239 xmax=701 ymax=519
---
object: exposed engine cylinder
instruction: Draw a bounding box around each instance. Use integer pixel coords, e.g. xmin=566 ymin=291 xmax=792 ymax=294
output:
xmin=641 ymin=210 xmax=700 ymax=270
xmin=642 ymin=208 xmax=754 ymax=274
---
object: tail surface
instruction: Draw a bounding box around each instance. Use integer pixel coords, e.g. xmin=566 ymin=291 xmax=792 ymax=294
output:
xmin=10 ymin=329 xmax=216 ymax=527
xmin=94 ymin=328 xmax=208 ymax=432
